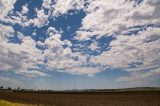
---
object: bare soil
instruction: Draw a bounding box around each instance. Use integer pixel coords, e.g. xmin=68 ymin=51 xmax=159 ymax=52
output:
xmin=0 ymin=91 xmax=160 ymax=106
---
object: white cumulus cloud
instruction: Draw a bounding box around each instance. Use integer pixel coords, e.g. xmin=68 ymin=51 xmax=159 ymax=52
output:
xmin=76 ymin=0 xmax=160 ymax=40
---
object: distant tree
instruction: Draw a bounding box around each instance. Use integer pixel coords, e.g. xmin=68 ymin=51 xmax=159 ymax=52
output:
xmin=17 ymin=87 xmax=20 ymax=90
xmin=7 ymin=87 xmax=11 ymax=90
xmin=0 ymin=86 xmax=3 ymax=90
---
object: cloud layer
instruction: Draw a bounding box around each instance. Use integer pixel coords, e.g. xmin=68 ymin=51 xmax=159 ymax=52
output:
xmin=0 ymin=0 xmax=160 ymax=82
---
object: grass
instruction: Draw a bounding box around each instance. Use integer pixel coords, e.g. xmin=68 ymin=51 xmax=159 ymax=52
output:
xmin=0 ymin=100 xmax=36 ymax=106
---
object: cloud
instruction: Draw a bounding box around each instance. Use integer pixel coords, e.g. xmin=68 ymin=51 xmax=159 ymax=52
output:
xmin=1 ymin=0 xmax=86 ymax=28
xmin=0 ymin=0 xmax=160 ymax=80
xmin=0 ymin=24 xmax=93 ymax=77
xmin=1 ymin=5 xmax=49 ymax=28
xmin=0 ymin=76 xmax=23 ymax=87
xmin=0 ymin=24 xmax=14 ymax=41
xmin=0 ymin=0 xmax=16 ymax=18
xmin=23 ymin=8 xmax=49 ymax=28
xmin=42 ymin=0 xmax=52 ymax=9
xmin=21 ymin=4 xmax=29 ymax=14
xmin=91 ymin=27 xmax=160 ymax=80
xmin=47 ymin=27 xmax=60 ymax=36
xmin=65 ymin=66 xmax=102 ymax=77
xmin=116 ymin=68 xmax=160 ymax=82
xmin=75 ymin=0 xmax=160 ymax=40
xmin=91 ymin=27 xmax=160 ymax=69
xmin=42 ymin=27 xmax=92 ymax=76
xmin=15 ymin=70 xmax=49 ymax=78
xmin=0 ymin=28 xmax=46 ymax=77
xmin=89 ymin=41 xmax=99 ymax=51
xmin=52 ymin=0 xmax=87 ymax=17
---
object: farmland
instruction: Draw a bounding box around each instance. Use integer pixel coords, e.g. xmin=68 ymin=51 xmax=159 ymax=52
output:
xmin=0 ymin=100 xmax=36 ymax=106
xmin=0 ymin=90 xmax=160 ymax=106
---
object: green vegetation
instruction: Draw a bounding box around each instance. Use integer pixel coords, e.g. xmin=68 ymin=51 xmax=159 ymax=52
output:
xmin=0 ymin=100 xmax=36 ymax=106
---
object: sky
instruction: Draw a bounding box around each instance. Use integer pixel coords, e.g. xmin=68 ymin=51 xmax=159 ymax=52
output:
xmin=0 ymin=0 xmax=160 ymax=90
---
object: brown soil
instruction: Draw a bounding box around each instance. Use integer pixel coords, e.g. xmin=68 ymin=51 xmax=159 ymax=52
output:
xmin=0 ymin=91 xmax=160 ymax=106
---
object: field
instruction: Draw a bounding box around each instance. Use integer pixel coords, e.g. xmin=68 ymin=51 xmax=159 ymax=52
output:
xmin=0 ymin=100 xmax=37 ymax=106
xmin=0 ymin=91 xmax=160 ymax=106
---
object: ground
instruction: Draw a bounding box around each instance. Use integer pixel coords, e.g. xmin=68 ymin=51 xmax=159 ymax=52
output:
xmin=0 ymin=91 xmax=160 ymax=106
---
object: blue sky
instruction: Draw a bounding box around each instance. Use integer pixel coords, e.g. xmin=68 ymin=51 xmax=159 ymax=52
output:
xmin=0 ymin=0 xmax=160 ymax=90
